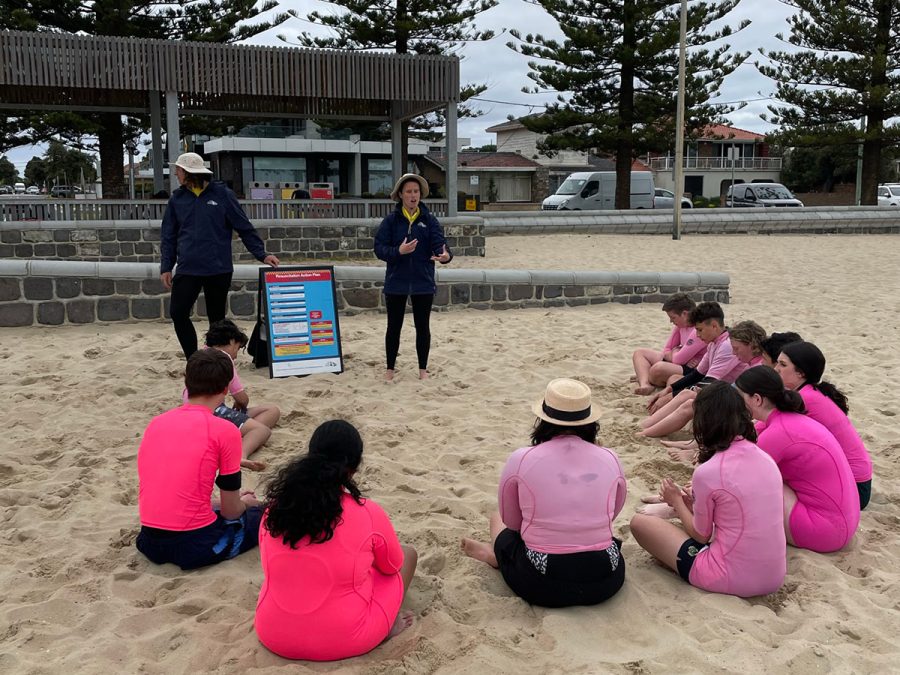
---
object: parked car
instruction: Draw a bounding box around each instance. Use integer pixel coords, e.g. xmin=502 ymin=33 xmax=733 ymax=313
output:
xmin=878 ymin=184 xmax=900 ymax=206
xmin=653 ymin=187 xmax=693 ymax=209
xmin=541 ymin=171 xmax=655 ymax=210
xmin=14 ymin=181 xmax=26 ymax=194
xmin=0 ymin=185 xmax=13 ymax=194
xmin=50 ymin=185 xmax=76 ymax=198
xmin=725 ymin=183 xmax=803 ymax=208
xmin=25 ymin=185 xmax=39 ymax=195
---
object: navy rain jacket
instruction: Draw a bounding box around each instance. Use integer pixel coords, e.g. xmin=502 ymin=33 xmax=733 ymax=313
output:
xmin=374 ymin=203 xmax=453 ymax=295
xmin=160 ymin=181 xmax=270 ymax=276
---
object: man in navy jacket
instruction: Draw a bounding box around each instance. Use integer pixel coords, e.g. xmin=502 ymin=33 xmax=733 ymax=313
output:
xmin=160 ymin=153 xmax=279 ymax=358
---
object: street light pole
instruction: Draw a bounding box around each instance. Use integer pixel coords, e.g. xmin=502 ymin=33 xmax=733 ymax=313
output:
xmin=672 ymin=0 xmax=688 ymax=240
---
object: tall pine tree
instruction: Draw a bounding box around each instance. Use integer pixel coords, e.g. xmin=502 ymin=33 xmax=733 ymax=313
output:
xmin=510 ymin=0 xmax=748 ymax=208
xmin=286 ymin=0 xmax=497 ymax=173
xmin=758 ymin=0 xmax=900 ymax=204
xmin=0 ymin=1 xmax=285 ymax=197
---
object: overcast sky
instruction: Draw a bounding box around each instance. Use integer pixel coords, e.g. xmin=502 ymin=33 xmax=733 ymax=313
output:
xmin=5 ymin=0 xmax=797 ymax=175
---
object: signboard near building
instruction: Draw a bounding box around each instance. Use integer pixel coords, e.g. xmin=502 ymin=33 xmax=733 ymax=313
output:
xmin=309 ymin=182 xmax=334 ymax=200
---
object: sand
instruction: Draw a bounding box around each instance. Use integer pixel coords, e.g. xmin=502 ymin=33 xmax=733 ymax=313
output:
xmin=1 ymin=234 xmax=899 ymax=674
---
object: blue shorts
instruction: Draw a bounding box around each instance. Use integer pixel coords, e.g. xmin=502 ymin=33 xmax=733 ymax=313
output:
xmin=676 ymin=537 xmax=708 ymax=582
xmin=215 ymin=404 xmax=250 ymax=429
xmin=136 ymin=508 xmax=262 ymax=570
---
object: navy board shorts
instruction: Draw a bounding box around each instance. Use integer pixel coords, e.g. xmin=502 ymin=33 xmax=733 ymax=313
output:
xmin=136 ymin=507 xmax=263 ymax=570
xmin=493 ymin=529 xmax=625 ymax=608
xmin=676 ymin=537 xmax=709 ymax=582
xmin=215 ymin=404 xmax=250 ymax=429
xmin=857 ymin=480 xmax=872 ymax=510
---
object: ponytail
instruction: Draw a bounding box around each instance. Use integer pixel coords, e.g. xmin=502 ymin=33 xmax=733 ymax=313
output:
xmin=772 ymin=388 xmax=806 ymax=414
xmin=815 ymin=381 xmax=849 ymax=414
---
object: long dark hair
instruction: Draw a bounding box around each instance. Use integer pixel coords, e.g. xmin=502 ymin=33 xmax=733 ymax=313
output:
xmin=263 ymin=420 xmax=364 ymax=548
xmin=693 ymin=381 xmax=757 ymax=464
xmin=531 ymin=419 xmax=598 ymax=446
xmin=781 ymin=341 xmax=850 ymax=414
xmin=735 ymin=365 xmax=806 ymax=414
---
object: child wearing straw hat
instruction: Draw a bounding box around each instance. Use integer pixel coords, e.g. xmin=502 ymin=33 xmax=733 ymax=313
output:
xmin=461 ymin=378 xmax=627 ymax=607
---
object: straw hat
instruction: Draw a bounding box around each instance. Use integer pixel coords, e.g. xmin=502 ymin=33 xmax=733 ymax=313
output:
xmin=532 ymin=378 xmax=602 ymax=426
xmin=171 ymin=152 xmax=213 ymax=175
xmin=390 ymin=173 xmax=429 ymax=201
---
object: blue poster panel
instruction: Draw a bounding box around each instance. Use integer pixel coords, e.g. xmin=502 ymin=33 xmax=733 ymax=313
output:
xmin=259 ymin=266 xmax=344 ymax=378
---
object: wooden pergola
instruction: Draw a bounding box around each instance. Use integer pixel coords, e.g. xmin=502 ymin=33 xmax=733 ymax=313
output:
xmin=0 ymin=30 xmax=461 ymax=212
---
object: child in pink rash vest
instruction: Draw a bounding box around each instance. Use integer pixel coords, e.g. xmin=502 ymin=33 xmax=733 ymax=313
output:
xmin=461 ymin=379 xmax=627 ymax=608
xmin=776 ymin=341 xmax=873 ymax=509
xmin=631 ymin=382 xmax=786 ymax=597
xmin=632 ymin=293 xmax=707 ymax=395
xmin=736 ymin=366 xmax=860 ymax=553
xmin=254 ymin=421 xmax=417 ymax=661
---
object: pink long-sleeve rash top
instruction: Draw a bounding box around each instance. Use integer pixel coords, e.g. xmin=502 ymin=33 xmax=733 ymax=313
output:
xmin=663 ymin=326 xmax=707 ymax=368
xmin=498 ymin=435 xmax=627 ymax=554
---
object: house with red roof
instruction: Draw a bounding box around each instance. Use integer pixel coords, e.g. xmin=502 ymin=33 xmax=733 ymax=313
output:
xmin=647 ymin=124 xmax=783 ymax=200
xmin=418 ymin=151 xmax=545 ymax=205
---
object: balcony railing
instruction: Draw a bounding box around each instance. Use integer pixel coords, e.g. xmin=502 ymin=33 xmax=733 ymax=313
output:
xmin=0 ymin=199 xmax=449 ymax=222
xmin=648 ymin=156 xmax=783 ymax=171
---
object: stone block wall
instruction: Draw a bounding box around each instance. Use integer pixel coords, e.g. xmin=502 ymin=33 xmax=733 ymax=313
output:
xmin=0 ymin=216 xmax=486 ymax=265
xmin=0 ymin=261 xmax=729 ymax=327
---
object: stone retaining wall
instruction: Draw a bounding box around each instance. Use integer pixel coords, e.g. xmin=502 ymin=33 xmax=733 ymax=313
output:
xmin=0 ymin=260 xmax=730 ymax=327
xmin=0 ymin=216 xmax=486 ymax=264
xmin=481 ymin=207 xmax=900 ymax=235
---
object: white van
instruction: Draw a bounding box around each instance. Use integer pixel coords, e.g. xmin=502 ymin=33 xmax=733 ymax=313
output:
xmin=14 ymin=182 xmax=26 ymax=194
xmin=541 ymin=171 xmax=655 ymax=210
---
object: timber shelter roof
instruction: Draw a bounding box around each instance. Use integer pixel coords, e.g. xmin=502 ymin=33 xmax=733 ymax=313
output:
xmin=0 ymin=30 xmax=459 ymax=121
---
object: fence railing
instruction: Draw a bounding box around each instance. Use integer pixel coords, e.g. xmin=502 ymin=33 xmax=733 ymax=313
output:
xmin=0 ymin=198 xmax=449 ymax=222
xmin=648 ymin=156 xmax=783 ymax=171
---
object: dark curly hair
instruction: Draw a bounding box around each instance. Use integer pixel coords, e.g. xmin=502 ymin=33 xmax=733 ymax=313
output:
xmin=693 ymin=381 xmax=757 ymax=464
xmin=205 ymin=319 xmax=248 ymax=349
xmin=531 ymin=419 xmax=599 ymax=446
xmin=263 ymin=420 xmax=364 ymax=548
xmin=760 ymin=331 xmax=803 ymax=364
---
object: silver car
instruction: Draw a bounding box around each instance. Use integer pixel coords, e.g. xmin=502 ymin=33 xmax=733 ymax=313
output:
xmin=878 ymin=184 xmax=900 ymax=206
xmin=653 ymin=188 xmax=693 ymax=209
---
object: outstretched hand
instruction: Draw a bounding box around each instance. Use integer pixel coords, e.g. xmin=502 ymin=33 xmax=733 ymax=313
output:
xmin=263 ymin=254 xmax=280 ymax=268
xmin=399 ymin=237 xmax=418 ymax=255
xmin=431 ymin=244 xmax=451 ymax=263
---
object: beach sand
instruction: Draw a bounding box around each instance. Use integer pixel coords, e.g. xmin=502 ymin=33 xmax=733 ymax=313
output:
xmin=1 ymin=234 xmax=899 ymax=673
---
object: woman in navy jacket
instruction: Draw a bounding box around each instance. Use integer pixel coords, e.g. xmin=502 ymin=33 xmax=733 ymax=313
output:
xmin=374 ymin=174 xmax=452 ymax=381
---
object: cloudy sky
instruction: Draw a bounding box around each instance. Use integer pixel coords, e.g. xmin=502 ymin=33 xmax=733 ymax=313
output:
xmin=5 ymin=0 xmax=798 ymax=175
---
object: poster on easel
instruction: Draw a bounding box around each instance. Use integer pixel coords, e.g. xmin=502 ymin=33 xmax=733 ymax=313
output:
xmin=258 ymin=266 xmax=344 ymax=378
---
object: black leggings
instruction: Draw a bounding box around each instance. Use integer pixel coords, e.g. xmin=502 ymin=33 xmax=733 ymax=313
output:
xmin=384 ymin=293 xmax=433 ymax=370
xmin=169 ymin=272 xmax=233 ymax=358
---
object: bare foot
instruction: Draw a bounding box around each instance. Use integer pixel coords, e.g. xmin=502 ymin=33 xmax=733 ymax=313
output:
xmin=635 ymin=430 xmax=648 ymax=438
xmin=633 ymin=384 xmax=656 ymax=396
xmin=384 ymin=369 xmax=395 ymax=382
xmin=667 ymin=447 xmax=698 ymax=463
xmin=387 ymin=610 xmax=414 ymax=639
xmin=660 ymin=439 xmax=697 ymax=449
xmin=636 ymin=502 xmax=677 ymax=518
xmin=241 ymin=458 xmax=267 ymax=472
xmin=460 ymin=538 xmax=499 ymax=568
xmin=419 ymin=369 xmax=429 ymax=380
xmin=641 ymin=493 xmax=664 ymax=504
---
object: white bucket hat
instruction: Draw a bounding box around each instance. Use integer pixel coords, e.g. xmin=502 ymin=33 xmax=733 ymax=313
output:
xmin=532 ymin=378 xmax=603 ymax=426
xmin=390 ymin=173 xmax=429 ymax=201
xmin=171 ymin=152 xmax=213 ymax=175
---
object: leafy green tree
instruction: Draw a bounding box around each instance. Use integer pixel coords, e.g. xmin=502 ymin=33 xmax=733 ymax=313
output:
xmin=24 ymin=141 xmax=98 ymax=189
xmin=24 ymin=156 xmax=48 ymax=188
xmin=0 ymin=155 xmax=18 ymax=185
xmin=0 ymin=1 xmax=286 ymax=197
xmin=509 ymin=0 xmax=748 ymax=208
xmin=779 ymin=142 xmax=858 ymax=193
xmin=758 ymin=0 xmax=900 ymax=205
xmin=286 ymin=0 xmax=497 ymax=167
